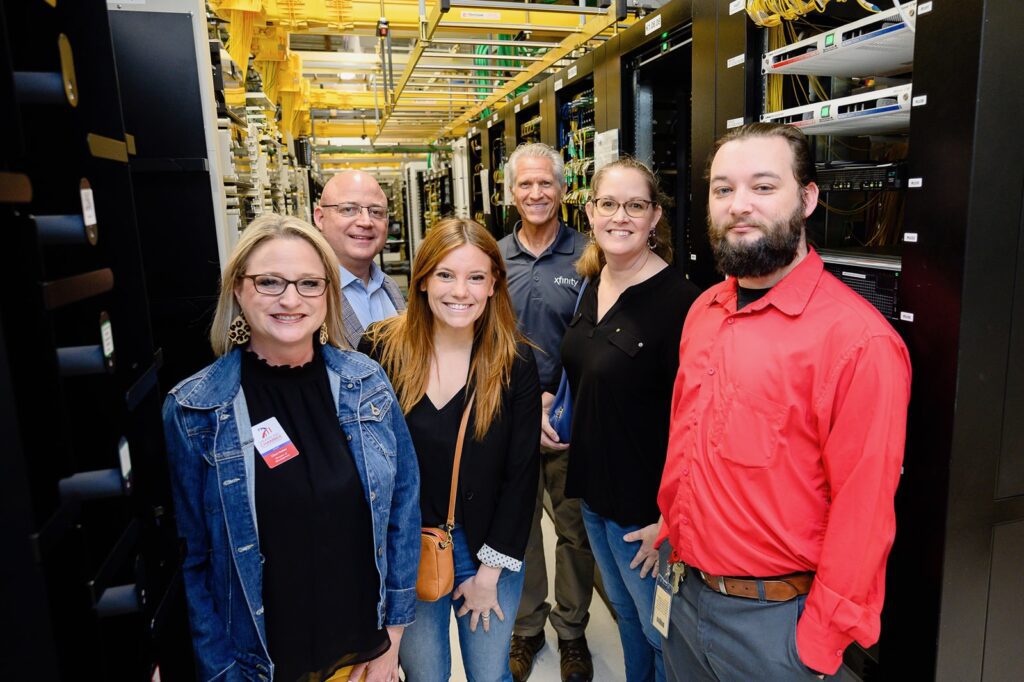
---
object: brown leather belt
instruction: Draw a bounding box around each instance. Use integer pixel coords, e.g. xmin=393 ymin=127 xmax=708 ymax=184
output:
xmin=696 ymin=569 xmax=814 ymax=602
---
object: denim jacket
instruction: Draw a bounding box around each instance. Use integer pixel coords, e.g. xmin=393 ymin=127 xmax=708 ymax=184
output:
xmin=162 ymin=346 xmax=421 ymax=681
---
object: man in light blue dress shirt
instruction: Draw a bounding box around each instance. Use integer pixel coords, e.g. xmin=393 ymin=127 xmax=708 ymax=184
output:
xmin=314 ymin=170 xmax=406 ymax=347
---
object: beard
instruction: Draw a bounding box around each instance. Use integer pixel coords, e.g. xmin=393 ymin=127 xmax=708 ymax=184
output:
xmin=707 ymin=203 xmax=806 ymax=279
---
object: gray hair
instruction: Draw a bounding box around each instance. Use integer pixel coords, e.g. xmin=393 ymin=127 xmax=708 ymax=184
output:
xmin=506 ymin=142 xmax=566 ymax=189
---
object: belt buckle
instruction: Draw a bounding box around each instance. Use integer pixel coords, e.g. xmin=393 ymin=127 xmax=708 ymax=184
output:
xmin=700 ymin=570 xmax=730 ymax=596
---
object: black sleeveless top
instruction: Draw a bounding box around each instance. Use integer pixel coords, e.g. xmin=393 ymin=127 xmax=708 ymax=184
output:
xmin=242 ymin=348 xmax=388 ymax=681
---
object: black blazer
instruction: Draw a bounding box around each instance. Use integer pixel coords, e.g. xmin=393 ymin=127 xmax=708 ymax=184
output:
xmin=360 ymin=338 xmax=541 ymax=563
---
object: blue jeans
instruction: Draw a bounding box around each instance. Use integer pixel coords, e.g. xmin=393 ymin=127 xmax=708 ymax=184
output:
xmin=582 ymin=502 xmax=665 ymax=682
xmin=400 ymin=527 xmax=526 ymax=681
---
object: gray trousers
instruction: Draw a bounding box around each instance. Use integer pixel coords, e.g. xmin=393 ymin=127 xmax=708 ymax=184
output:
xmin=659 ymin=543 xmax=851 ymax=681
xmin=513 ymin=448 xmax=595 ymax=640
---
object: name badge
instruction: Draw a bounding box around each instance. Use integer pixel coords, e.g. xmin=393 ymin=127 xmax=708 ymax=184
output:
xmin=653 ymin=573 xmax=673 ymax=638
xmin=251 ymin=417 xmax=300 ymax=468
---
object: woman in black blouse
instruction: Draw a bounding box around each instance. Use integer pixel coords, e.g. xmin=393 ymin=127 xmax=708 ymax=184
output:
xmin=361 ymin=218 xmax=540 ymax=681
xmin=561 ymin=159 xmax=700 ymax=681
xmin=162 ymin=214 xmax=419 ymax=682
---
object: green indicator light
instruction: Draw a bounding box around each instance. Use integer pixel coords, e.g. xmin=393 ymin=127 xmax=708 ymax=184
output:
xmin=662 ymin=42 xmax=669 ymax=52
xmin=821 ymin=105 xmax=831 ymax=117
xmin=661 ymin=31 xmax=669 ymax=39
xmin=825 ymin=33 xmax=835 ymax=47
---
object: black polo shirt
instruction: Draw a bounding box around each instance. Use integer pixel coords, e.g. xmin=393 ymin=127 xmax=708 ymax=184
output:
xmin=499 ymin=222 xmax=589 ymax=392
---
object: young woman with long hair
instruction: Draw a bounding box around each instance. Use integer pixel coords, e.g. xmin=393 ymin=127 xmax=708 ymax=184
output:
xmin=362 ymin=217 xmax=540 ymax=681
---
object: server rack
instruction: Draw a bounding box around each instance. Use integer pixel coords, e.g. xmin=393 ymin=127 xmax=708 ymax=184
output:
xmin=485 ymin=114 xmax=509 ymax=238
xmin=108 ymin=3 xmax=227 ymax=389
xmin=0 ymin=1 xmax=191 ymax=678
xmin=619 ymin=19 xmax=694 ymax=268
xmin=467 ymin=130 xmax=486 ymax=225
xmin=597 ymin=1 xmax=696 ymax=272
xmin=553 ymin=54 xmax=597 ymax=234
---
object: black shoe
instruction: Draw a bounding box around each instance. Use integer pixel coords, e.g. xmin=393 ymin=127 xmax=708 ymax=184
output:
xmin=509 ymin=632 xmax=546 ymax=682
xmin=558 ymin=636 xmax=594 ymax=682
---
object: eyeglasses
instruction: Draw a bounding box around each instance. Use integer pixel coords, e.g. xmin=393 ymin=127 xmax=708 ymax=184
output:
xmin=242 ymin=274 xmax=329 ymax=297
xmin=321 ymin=203 xmax=389 ymax=221
xmin=591 ymin=197 xmax=655 ymax=218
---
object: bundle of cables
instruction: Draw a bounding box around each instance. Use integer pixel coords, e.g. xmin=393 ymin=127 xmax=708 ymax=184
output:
xmin=746 ymin=0 xmax=884 ymax=28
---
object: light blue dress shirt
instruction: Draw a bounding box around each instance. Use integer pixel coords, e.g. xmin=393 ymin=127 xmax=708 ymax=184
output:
xmin=340 ymin=261 xmax=398 ymax=329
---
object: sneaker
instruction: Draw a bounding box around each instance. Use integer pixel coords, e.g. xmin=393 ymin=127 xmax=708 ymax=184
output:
xmin=558 ymin=635 xmax=594 ymax=682
xmin=509 ymin=632 xmax=546 ymax=682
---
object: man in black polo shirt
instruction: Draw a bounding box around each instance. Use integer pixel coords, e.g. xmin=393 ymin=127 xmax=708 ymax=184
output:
xmin=499 ymin=142 xmax=594 ymax=682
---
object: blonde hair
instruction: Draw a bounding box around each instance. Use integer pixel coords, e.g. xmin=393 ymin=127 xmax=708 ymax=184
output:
xmin=577 ymin=157 xmax=674 ymax=278
xmin=366 ymin=218 xmax=523 ymax=440
xmin=210 ymin=214 xmax=346 ymax=356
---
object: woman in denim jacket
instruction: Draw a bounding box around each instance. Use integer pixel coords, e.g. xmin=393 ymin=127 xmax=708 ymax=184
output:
xmin=163 ymin=214 xmax=420 ymax=682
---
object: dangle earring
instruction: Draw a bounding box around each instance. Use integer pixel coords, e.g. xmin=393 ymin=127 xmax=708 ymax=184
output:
xmin=227 ymin=313 xmax=251 ymax=345
xmin=648 ymin=230 xmax=658 ymax=251
xmin=319 ymin=322 xmax=329 ymax=345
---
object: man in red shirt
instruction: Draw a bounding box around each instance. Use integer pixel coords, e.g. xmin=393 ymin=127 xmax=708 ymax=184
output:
xmin=656 ymin=123 xmax=911 ymax=679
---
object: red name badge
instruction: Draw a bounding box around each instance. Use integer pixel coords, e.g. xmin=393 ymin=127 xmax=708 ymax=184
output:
xmin=251 ymin=417 xmax=300 ymax=469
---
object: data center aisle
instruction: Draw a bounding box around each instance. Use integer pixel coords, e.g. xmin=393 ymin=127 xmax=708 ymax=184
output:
xmin=448 ymin=514 xmax=625 ymax=681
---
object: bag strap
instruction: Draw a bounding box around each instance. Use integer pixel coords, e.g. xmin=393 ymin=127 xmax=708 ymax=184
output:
xmin=445 ymin=390 xmax=476 ymax=530
xmin=572 ymin=278 xmax=589 ymax=315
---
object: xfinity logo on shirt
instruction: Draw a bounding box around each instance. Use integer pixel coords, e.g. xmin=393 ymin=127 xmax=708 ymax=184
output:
xmin=554 ymin=276 xmax=580 ymax=287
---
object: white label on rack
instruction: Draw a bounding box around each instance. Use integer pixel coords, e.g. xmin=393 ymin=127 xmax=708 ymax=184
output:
xmin=523 ymin=94 xmax=529 ymax=105
xmin=469 ymin=127 xmax=477 ymax=136
xmin=842 ymin=271 xmax=867 ymax=280
xmin=568 ymin=65 xmax=578 ymax=80
xmin=903 ymin=232 xmax=919 ymax=243
xmin=118 ymin=437 xmax=133 ymax=486
xmin=900 ymin=311 xmax=915 ymax=322
xmin=727 ymin=54 xmax=745 ymax=69
xmin=918 ymin=2 xmax=932 ymax=14
xmin=645 ymin=14 xmax=662 ymax=36
xmin=908 ymin=177 xmax=923 ymax=188
xmin=726 ymin=116 xmax=745 ymax=129
xmin=492 ymin=113 xmax=499 ymax=123
xmin=594 ymin=129 xmax=620 ymax=172
xmin=912 ymin=95 xmax=928 ymax=107
xmin=729 ymin=0 xmax=745 ymax=15
xmin=480 ymin=170 xmax=491 ymax=215
xmin=487 ymin=119 xmax=493 ymax=128
xmin=461 ymin=10 xmax=500 ymax=20
xmin=101 ymin=318 xmax=115 ymax=359
xmin=80 ymin=187 xmax=97 ymax=226
xmin=554 ymin=78 xmax=564 ymax=92
xmin=690 ymin=253 xmax=697 ymax=261
xmin=515 ymin=103 xmax=521 ymax=113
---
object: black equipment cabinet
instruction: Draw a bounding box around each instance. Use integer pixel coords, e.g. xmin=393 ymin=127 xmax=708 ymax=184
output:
xmin=484 ymin=115 xmax=509 ymax=238
xmin=618 ymin=17 xmax=693 ymax=271
xmin=0 ymin=0 xmax=191 ymax=679
xmin=108 ymin=7 xmax=223 ymax=391
xmin=891 ymin=2 xmax=1024 ymax=680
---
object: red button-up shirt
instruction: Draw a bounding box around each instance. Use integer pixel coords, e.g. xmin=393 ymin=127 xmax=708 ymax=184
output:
xmin=657 ymin=250 xmax=911 ymax=675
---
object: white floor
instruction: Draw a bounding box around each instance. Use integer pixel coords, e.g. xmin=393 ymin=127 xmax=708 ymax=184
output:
xmin=447 ymin=514 xmax=625 ymax=681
